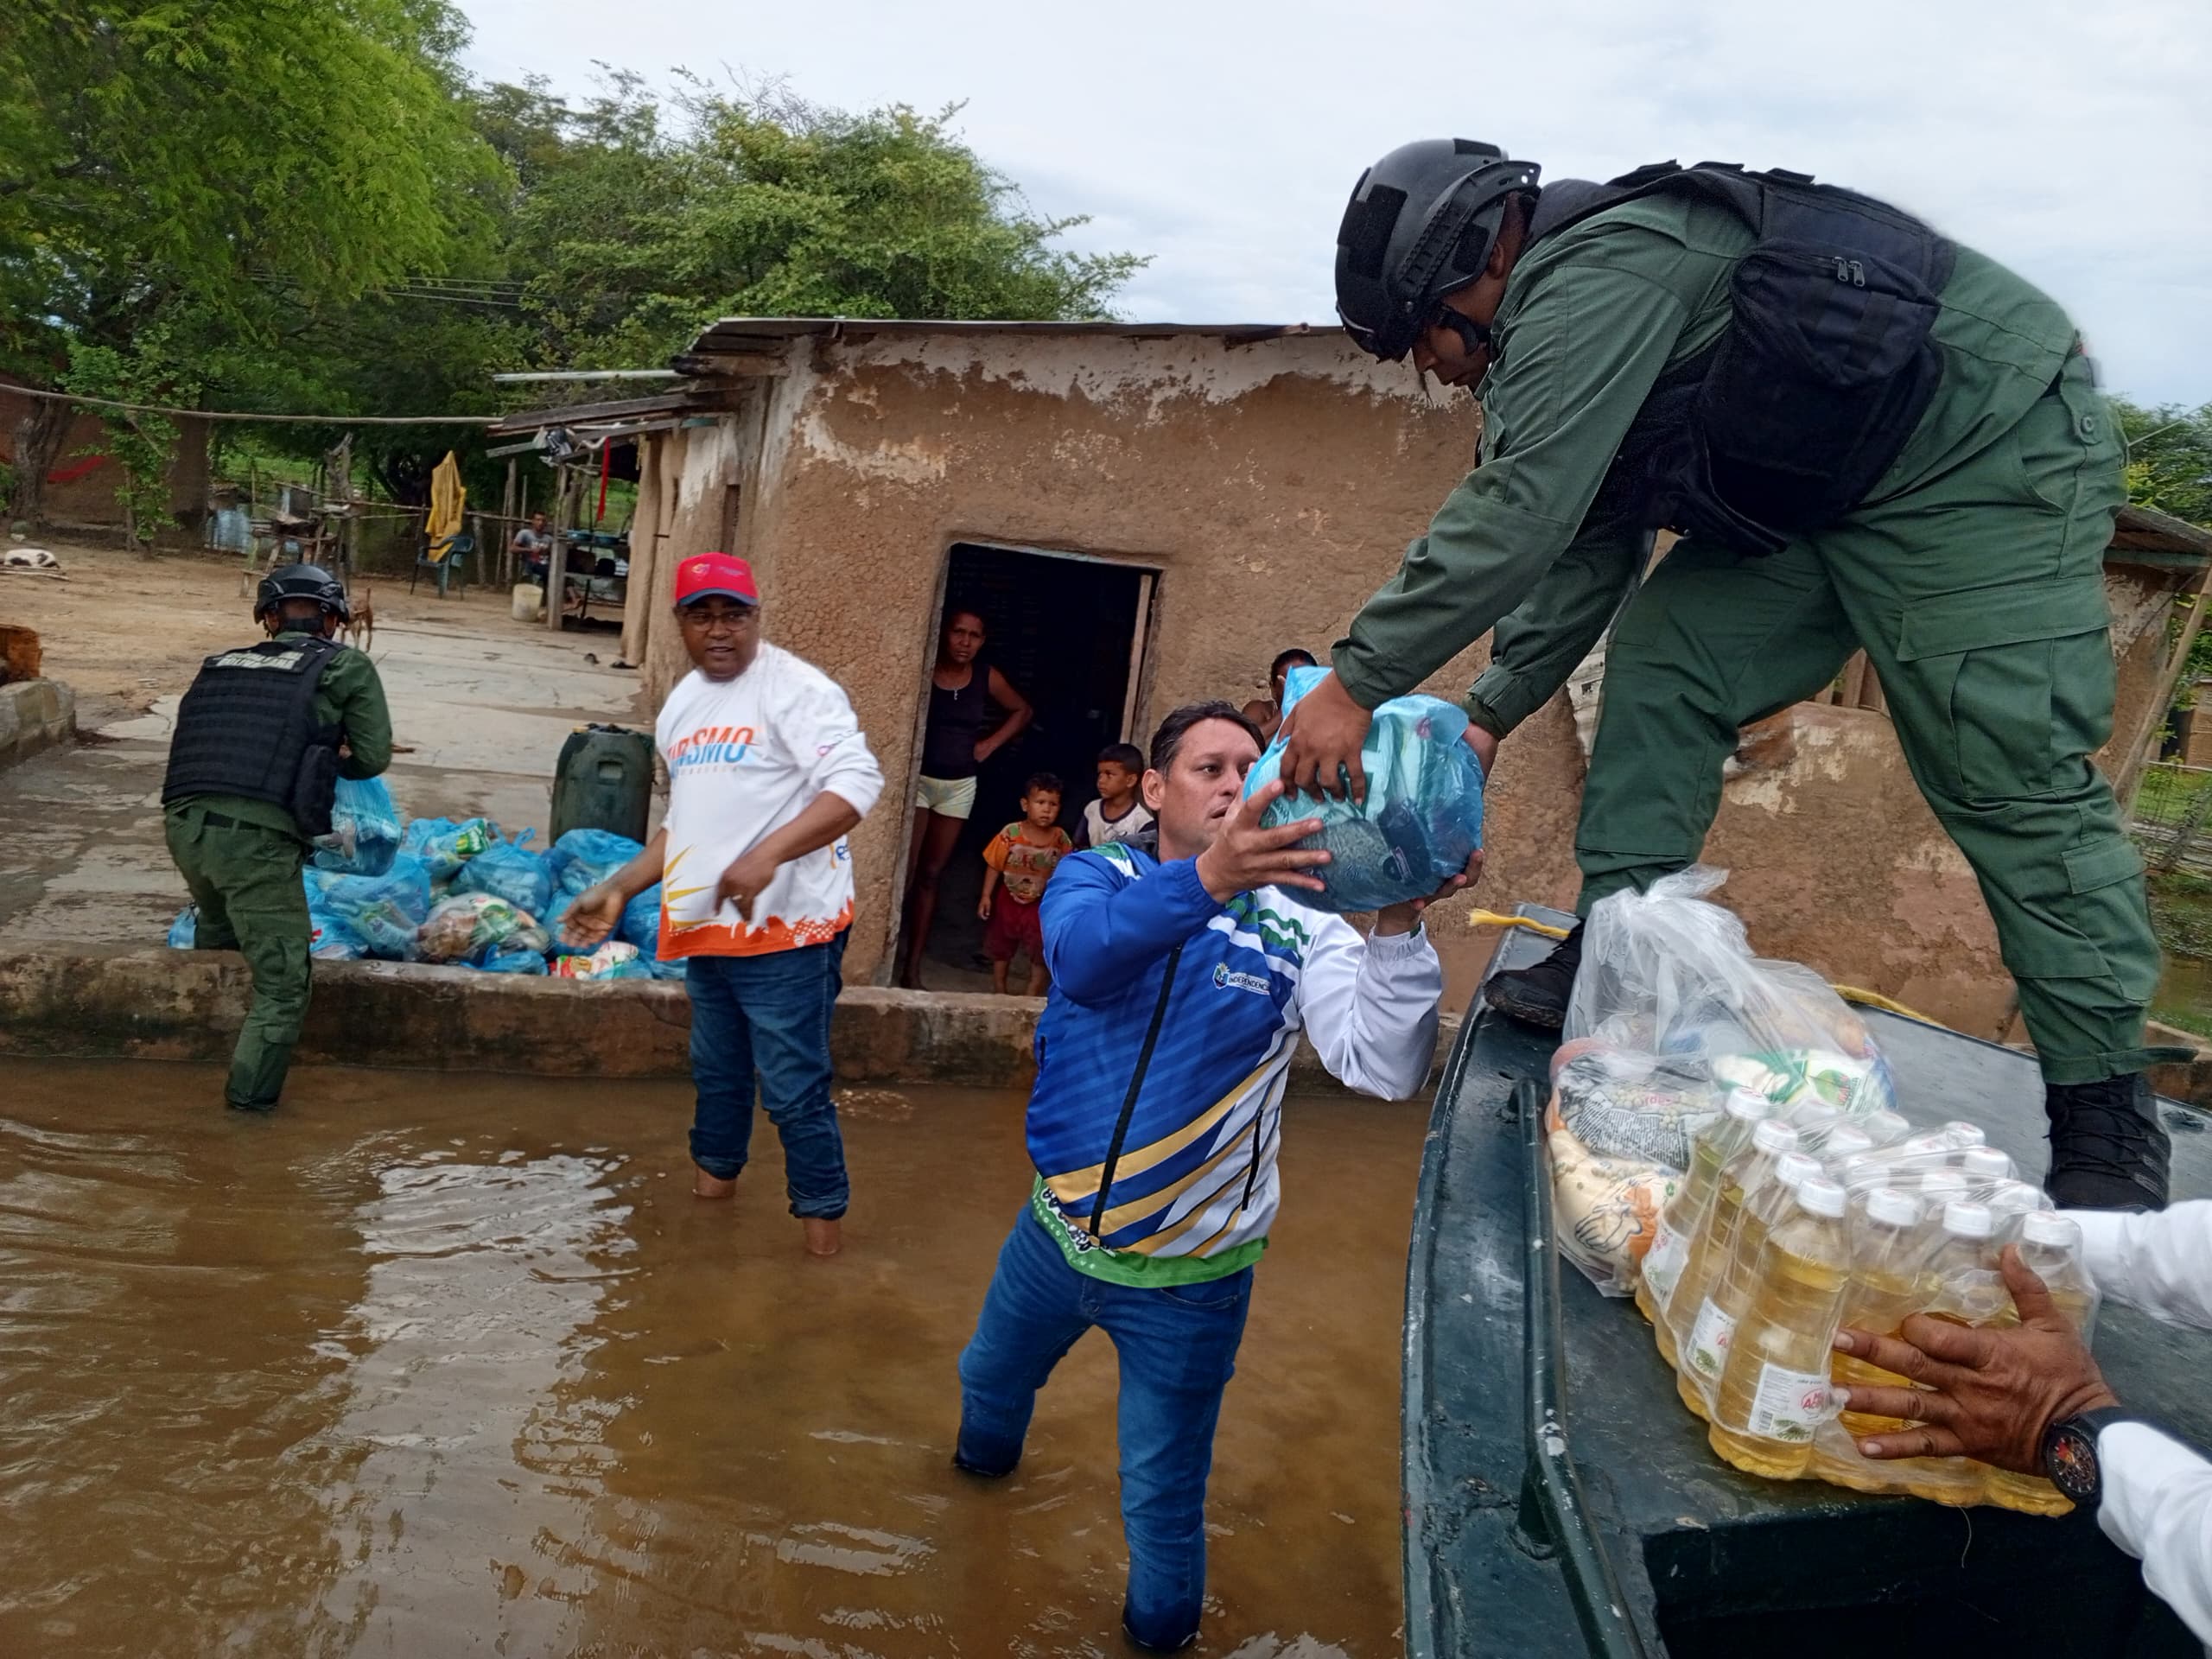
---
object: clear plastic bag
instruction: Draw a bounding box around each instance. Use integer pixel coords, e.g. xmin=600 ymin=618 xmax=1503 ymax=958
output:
xmin=1241 ymin=666 xmax=1484 ymax=914
xmin=1565 ymin=867 xmax=1896 ymax=1122
xmin=313 ymin=777 xmax=403 ymax=875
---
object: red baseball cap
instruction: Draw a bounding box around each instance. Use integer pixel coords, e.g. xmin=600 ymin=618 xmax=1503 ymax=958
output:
xmin=673 ymin=551 xmax=760 ymax=607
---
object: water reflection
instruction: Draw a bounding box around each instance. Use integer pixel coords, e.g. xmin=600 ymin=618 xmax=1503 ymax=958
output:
xmin=314 ymin=1153 xmax=633 ymax=1652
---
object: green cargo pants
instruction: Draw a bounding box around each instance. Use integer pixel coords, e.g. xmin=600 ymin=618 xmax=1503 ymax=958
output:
xmin=1576 ymin=353 xmax=2170 ymax=1084
xmin=164 ymin=804 xmax=312 ymax=1109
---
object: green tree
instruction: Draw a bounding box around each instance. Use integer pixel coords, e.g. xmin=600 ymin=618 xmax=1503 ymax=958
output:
xmin=2114 ymin=397 xmax=2212 ymax=529
xmin=0 ymin=0 xmax=494 ymax=524
xmin=501 ymin=75 xmax=1147 ymax=368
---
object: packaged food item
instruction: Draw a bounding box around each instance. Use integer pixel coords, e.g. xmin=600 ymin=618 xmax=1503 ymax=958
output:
xmin=550 ymin=940 xmax=652 ymax=981
xmin=413 ymin=892 xmax=549 ymax=965
xmin=399 ymin=816 xmax=498 ymax=880
xmin=1548 ymin=1127 xmax=1676 ymax=1297
xmin=1551 ymin=1046 xmax=1722 ymax=1168
xmin=451 ymin=836 xmax=553 ymax=917
xmin=1242 ymin=666 xmax=1484 ymax=914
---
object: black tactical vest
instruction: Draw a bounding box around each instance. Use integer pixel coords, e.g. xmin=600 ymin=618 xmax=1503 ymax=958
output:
xmin=1523 ymin=162 xmax=1958 ymax=556
xmin=162 ymin=636 xmax=345 ymax=838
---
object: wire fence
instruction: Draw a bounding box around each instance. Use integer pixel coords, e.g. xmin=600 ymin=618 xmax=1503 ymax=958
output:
xmin=2133 ymin=760 xmax=2212 ymax=874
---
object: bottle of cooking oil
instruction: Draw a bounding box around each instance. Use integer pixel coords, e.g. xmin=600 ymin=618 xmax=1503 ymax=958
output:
xmin=1819 ymin=1123 xmax=1874 ymax=1169
xmin=1891 ymin=1199 xmax=2002 ymax=1505
xmin=1709 ymin=1175 xmax=1853 ymax=1480
xmin=1941 ymin=1120 xmax=1989 ymax=1151
xmin=1982 ymin=1212 xmax=2101 ymax=1517
xmin=1959 ymin=1144 xmax=2015 ymax=1195
xmin=1985 ymin=1179 xmax=2048 ymax=1244
xmin=1812 ymin=1185 xmax=1929 ymax=1493
xmin=1682 ymin=1149 xmax=1822 ymax=1408
xmin=1669 ymin=1116 xmax=1802 ymax=1404
xmin=1637 ymin=1089 xmax=1770 ymax=1363
xmin=1859 ymin=1109 xmax=1911 ymax=1149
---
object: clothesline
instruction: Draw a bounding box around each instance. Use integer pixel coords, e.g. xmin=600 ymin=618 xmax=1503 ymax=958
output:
xmin=4 ymin=381 xmax=499 ymax=426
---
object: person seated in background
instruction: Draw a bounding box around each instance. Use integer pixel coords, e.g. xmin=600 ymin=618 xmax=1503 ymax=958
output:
xmin=978 ymin=772 xmax=1072 ymax=996
xmin=1835 ymin=1200 xmax=2212 ymax=1644
xmin=1241 ymin=646 xmax=1318 ymax=742
xmin=511 ymin=511 xmax=551 ymax=581
xmin=1074 ymin=742 xmax=1153 ymax=850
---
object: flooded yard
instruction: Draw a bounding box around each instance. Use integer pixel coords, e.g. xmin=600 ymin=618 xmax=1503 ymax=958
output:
xmin=0 ymin=1062 xmax=1422 ymax=1657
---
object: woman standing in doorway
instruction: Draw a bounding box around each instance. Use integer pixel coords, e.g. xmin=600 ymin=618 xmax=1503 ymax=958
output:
xmin=1243 ymin=647 xmax=1318 ymax=742
xmin=899 ymin=608 xmax=1032 ymax=988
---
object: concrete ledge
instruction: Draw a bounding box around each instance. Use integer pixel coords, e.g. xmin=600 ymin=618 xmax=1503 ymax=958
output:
xmin=0 ymin=945 xmax=1453 ymax=1095
xmin=0 ymin=677 xmax=75 ymax=771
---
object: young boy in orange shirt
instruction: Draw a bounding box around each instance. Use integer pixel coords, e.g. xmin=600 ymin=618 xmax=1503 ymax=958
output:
xmin=978 ymin=773 xmax=1072 ymax=996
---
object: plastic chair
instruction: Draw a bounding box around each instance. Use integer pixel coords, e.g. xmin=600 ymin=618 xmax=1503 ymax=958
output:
xmin=410 ymin=532 xmax=474 ymax=598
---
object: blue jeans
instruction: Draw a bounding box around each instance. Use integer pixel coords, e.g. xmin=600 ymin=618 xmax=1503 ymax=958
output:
xmin=956 ymin=1210 xmax=1253 ymax=1650
xmin=684 ymin=933 xmax=849 ymax=1218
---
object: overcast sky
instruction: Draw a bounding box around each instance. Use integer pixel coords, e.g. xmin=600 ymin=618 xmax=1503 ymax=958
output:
xmin=461 ymin=0 xmax=2210 ymax=406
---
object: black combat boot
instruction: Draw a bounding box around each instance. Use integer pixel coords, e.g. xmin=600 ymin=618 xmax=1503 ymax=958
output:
xmin=2044 ymin=1073 xmax=2171 ymax=1211
xmin=1484 ymin=923 xmax=1585 ymax=1031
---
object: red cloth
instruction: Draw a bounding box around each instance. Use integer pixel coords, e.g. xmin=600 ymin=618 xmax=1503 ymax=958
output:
xmin=983 ymin=892 xmax=1045 ymax=963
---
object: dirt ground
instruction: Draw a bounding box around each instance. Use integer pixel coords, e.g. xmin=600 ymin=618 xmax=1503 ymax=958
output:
xmin=0 ymin=532 xmax=649 ymax=949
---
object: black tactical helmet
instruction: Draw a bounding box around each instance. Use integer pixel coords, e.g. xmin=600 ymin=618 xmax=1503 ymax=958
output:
xmin=255 ymin=562 xmax=349 ymax=626
xmin=1335 ymin=139 xmax=1541 ymax=361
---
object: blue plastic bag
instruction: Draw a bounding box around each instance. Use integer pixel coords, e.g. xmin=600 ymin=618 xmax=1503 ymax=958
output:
xmin=167 ymin=906 xmax=197 ymax=949
xmin=314 ymin=777 xmax=403 ymax=875
xmin=480 ymin=944 xmax=550 ymax=975
xmin=452 ymin=837 xmax=553 ymax=917
xmin=1242 ymin=666 xmax=1484 ymax=914
xmin=547 ymin=828 xmax=645 ymax=897
xmin=304 ymin=875 xmax=367 ymax=960
xmin=414 ymin=892 xmax=550 ymax=965
xmin=619 ymin=885 xmax=663 ymax=950
xmin=399 ymin=816 xmax=498 ymax=880
xmin=542 ymin=890 xmax=593 ymax=957
xmin=308 ymin=855 xmax=435 ymax=960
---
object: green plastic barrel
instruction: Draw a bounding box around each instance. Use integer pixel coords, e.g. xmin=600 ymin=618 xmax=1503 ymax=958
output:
xmin=550 ymin=724 xmax=653 ymax=844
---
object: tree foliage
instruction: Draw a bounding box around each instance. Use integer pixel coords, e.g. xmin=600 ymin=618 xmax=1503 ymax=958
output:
xmin=1 ymin=20 xmax=1145 ymax=533
xmin=2114 ymin=397 xmax=2212 ymax=531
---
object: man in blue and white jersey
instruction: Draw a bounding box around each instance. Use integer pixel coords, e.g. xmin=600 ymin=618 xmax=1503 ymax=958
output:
xmin=951 ymin=699 xmax=1471 ymax=1651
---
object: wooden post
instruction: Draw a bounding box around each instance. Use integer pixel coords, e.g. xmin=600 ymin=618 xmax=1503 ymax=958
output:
xmin=545 ymin=465 xmax=574 ymax=633
xmin=499 ymin=458 xmax=518 ymax=588
xmin=2118 ymin=563 xmax=2212 ymax=814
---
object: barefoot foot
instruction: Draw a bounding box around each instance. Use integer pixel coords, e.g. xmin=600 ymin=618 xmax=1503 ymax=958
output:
xmin=803 ymin=1217 xmax=842 ymax=1256
xmin=694 ymin=1165 xmax=738 ymax=1199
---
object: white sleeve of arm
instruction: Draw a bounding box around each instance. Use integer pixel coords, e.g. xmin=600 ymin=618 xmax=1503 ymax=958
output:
xmin=1293 ymin=915 xmax=1445 ymax=1100
xmin=793 ymin=675 xmax=885 ymax=820
xmin=2067 ymin=1201 xmax=2212 ymax=1332
xmin=2099 ymin=1422 xmax=2212 ymax=1646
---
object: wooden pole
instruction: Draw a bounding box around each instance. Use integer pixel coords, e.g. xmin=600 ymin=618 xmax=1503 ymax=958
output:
xmin=2118 ymin=562 xmax=2212 ymax=814
xmin=500 ymin=458 xmax=518 ymax=588
xmin=545 ymin=465 xmax=574 ymax=633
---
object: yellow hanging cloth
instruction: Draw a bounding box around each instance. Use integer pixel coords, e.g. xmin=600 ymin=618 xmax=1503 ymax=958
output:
xmin=426 ymin=451 xmax=466 ymax=562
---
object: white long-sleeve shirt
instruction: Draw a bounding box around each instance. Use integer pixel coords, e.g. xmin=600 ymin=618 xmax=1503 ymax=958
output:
xmin=2063 ymin=1200 xmax=2212 ymax=1647
xmin=654 ymin=645 xmax=884 ymax=959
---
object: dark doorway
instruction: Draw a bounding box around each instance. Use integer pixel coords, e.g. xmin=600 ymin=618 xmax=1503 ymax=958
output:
xmin=897 ymin=541 xmax=1154 ymax=990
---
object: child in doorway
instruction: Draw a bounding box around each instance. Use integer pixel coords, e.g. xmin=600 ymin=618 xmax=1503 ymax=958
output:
xmin=1073 ymin=742 xmax=1154 ymax=850
xmin=978 ymin=774 xmax=1073 ymax=995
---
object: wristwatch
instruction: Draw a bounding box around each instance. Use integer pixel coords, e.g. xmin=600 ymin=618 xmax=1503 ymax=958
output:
xmin=2043 ymin=1406 xmax=2139 ymax=1508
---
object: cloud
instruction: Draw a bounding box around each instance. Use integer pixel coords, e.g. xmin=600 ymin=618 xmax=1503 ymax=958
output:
xmin=459 ymin=0 xmax=2212 ymax=403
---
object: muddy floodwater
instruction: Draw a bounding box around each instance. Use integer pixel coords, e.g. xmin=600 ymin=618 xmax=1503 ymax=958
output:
xmin=0 ymin=1061 xmax=1423 ymax=1657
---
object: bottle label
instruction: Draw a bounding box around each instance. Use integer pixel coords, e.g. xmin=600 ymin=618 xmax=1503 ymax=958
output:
xmin=1641 ymin=1218 xmax=1690 ymax=1312
xmin=1745 ymin=1361 xmax=1830 ymax=1443
xmin=1687 ymin=1297 xmax=1736 ymax=1380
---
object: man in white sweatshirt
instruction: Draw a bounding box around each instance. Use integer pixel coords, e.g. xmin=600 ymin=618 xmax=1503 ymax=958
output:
xmin=1837 ymin=1199 xmax=2212 ymax=1644
xmin=565 ymin=552 xmax=884 ymax=1256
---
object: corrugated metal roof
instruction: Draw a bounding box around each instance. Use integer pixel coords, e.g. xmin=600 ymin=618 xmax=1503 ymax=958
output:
xmin=678 ymin=316 xmax=1332 ymax=361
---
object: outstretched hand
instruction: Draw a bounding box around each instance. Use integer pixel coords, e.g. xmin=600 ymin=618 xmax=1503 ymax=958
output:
xmin=1193 ymin=780 xmax=1332 ymax=901
xmin=1376 ymin=849 xmax=1484 ymax=936
xmin=1274 ymin=671 xmax=1373 ymax=803
xmin=1834 ymin=1244 xmax=2119 ymax=1474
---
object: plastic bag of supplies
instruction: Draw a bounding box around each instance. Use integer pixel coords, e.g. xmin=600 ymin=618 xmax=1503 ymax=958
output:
xmin=1241 ymin=666 xmax=1484 ymax=914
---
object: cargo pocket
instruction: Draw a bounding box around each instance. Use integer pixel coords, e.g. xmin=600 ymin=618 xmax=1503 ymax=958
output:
xmin=1894 ymin=578 xmax=2113 ymax=800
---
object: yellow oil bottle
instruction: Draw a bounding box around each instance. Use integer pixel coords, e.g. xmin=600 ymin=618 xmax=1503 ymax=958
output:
xmin=1637 ymin=1090 xmax=1770 ymax=1365
xmin=1670 ymin=1117 xmax=1802 ymax=1416
xmin=1709 ymin=1175 xmax=1853 ymax=1480
xmin=1811 ymin=1185 xmax=1927 ymax=1493
xmin=1892 ymin=1199 xmax=2002 ymax=1505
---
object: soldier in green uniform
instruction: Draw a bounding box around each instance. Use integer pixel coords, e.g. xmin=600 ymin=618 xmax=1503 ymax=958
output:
xmin=163 ymin=563 xmax=391 ymax=1111
xmin=1281 ymin=141 xmax=2177 ymax=1210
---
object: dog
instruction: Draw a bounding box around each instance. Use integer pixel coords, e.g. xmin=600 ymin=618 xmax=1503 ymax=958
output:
xmin=341 ymin=583 xmax=374 ymax=654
